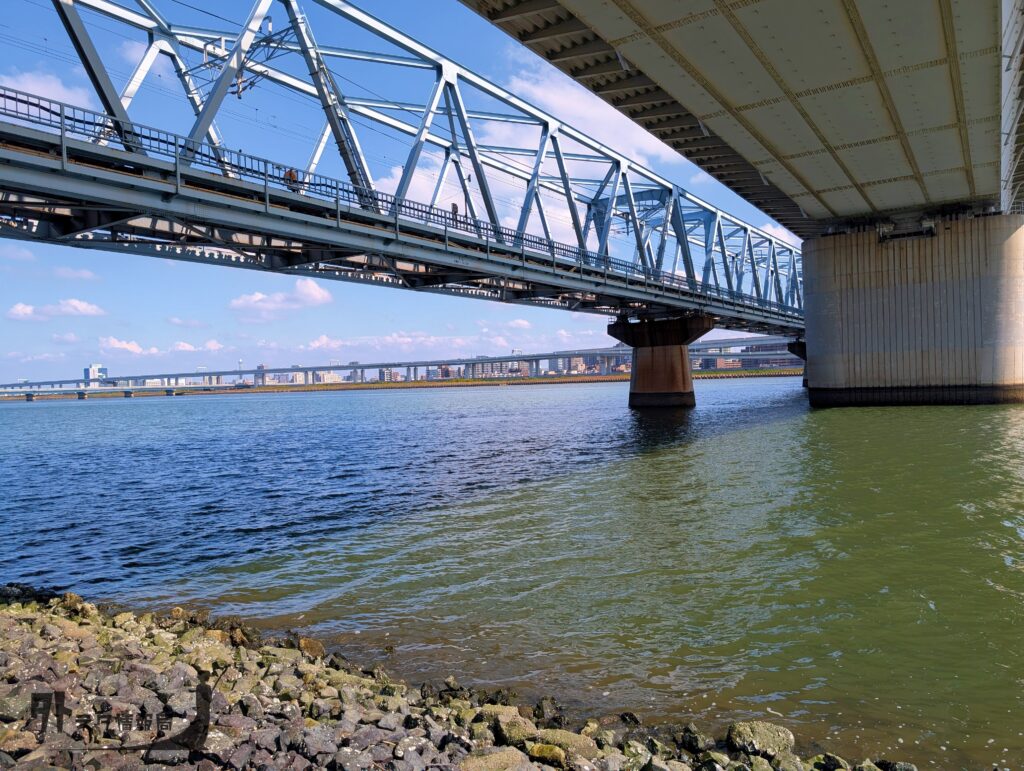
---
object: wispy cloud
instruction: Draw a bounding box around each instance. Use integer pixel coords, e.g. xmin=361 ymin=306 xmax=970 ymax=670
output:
xmin=0 ymin=69 xmax=95 ymax=108
xmin=171 ymin=339 xmax=224 ymax=352
xmin=507 ymin=319 xmax=531 ymax=329
xmin=99 ymin=336 xmax=158 ymax=355
xmin=0 ymin=244 xmax=35 ymax=261
xmin=759 ymin=222 xmax=801 ymax=247
xmin=5 ymin=298 xmax=106 ymax=321
xmin=168 ymin=316 xmax=205 ymax=328
xmin=229 ymin=278 xmax=332 ymax=320
xmin=54 ymin=267 xmax=97 ymax=280
xmin=51 ymin=332 xmax=79 ymax=344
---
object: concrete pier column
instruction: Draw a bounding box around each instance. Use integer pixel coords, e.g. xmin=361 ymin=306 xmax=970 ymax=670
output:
xmin=805 ymin=213 xmax=1024 ymax=406
xmin=406 ymin=367 xmax=412 ymax=381
xmin=608 ymin=315 xmax=714 ymax=407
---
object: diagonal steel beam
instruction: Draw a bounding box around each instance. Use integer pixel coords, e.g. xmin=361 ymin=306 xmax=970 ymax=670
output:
xmin=394 ymin=72 xmax=445 ymax=202
xmin=549 ymin=133 xmax=586 ymax=250
xmin=515 ymin=124 xmax=551 ymax=238
xmin=51 ymin=0 xmax=146 ymax=154
xmin=186 ymin=0 xmax=273 ymax=148
xmin=283 ymin=0 xmax=375 ymax=197
xmin=447 ymin=80 xmax=502 ymax=237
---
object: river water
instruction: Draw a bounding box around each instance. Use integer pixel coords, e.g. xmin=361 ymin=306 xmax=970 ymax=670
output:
xmin=2 ymin=378 xmax=1023 ymax=767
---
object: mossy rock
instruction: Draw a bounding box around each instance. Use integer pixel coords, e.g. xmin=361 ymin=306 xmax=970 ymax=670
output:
xmin=536 ymin=728 xmax=600 ymax=760
xmin=530 ymin=743 xmax=568 ymax=768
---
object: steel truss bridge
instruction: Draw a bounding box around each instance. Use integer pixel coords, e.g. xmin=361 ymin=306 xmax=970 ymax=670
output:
xmin=0 ymin=0 xmax=804 ymax=334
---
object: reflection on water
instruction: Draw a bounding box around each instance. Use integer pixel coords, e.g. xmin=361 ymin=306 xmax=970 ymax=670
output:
xmin=2 ymin=379 xmax=1024 ymax=767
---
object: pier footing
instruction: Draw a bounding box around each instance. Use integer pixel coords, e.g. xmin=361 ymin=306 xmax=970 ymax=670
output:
xmin=805 ymin=213 xmax=1024 ymax=407
xmin=608 ymin=316 xmax=715 ymax=408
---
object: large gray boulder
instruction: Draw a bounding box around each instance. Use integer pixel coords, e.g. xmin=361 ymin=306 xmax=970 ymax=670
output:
xmin=727 ymin=722 xmax=795 ymax=759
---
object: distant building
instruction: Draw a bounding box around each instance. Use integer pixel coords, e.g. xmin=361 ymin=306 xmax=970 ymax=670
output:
xmin=378 ymin=368 xmax=401 ymax=382
xmin=83 ymin=363 xmax=107 ymax=386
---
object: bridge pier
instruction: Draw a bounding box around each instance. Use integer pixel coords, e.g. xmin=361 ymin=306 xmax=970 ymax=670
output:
xmin=805 ymin=213 xmax=1024 ymax=406
xmin=608 ymin=315 xmax=714 ymax=407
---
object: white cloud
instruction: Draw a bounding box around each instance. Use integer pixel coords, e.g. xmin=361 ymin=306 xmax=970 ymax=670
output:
xmin=8 ymin=298 xmax=109 ymax=320
xmin=0 ymin=244 xmax=35 ymax=261
xmin=6 ymin=303 xmax=39 ymax=321
xmin=489 ymin=335 xmax=510 ymax=349
xmin=507 ymin=319 xmax=531 ymax=329
xmin=99 ymin=336 xmax=158 ymax=355
xmin=0 ymin=69 xmax=95 ymax=108
xmin=229 ymin=278 xmax=332 ymax=320
xmin=54 ymin=267 xmax=97 ymax=280
xmin=500 ymin=50 xmax=682 ymax=168
xmin=689 ymin=170 xmax=712 ymax=186
xmin=18 ymin=352 xmax=66 ymax=363
xmin=172 ymin=339 xmax=224 ymax=353
xmin=759 ymin=221 xmax=801 ymax=247
xmin=306 ymin=334 xmax=344 ymax=351
xmin=118 ymin=40 xmax=174 ymax=81
xmin=51 ymin=332 xmax=79 ymax=344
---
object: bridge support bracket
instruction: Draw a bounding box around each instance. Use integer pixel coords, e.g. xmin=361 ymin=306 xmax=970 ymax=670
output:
xmin=608 ymin=315 xmax=715 ymax=408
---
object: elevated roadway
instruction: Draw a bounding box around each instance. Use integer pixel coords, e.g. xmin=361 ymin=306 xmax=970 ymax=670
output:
xmin=464 ymin=0 xmax=1024 ymax=406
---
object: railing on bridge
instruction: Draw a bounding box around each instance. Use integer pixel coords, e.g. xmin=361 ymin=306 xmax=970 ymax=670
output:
xmin=0 ymin=85 xmax=802 ymax=320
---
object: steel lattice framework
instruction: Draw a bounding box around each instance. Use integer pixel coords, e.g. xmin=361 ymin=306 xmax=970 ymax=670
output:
xmin=0 ymin=0 xmax=804 ymax=333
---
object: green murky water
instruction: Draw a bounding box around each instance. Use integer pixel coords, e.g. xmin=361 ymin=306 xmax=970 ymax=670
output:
xmin=4 ymin=378 xmax=1023 ymax=767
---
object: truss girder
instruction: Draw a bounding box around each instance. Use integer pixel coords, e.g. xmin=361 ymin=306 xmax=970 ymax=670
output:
xmin=12 ymin=0 xmax=802 ymax=324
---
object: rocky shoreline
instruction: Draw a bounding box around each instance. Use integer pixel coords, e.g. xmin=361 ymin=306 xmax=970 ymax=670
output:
xmin=0 ymin=585 xmax=916 ymax=771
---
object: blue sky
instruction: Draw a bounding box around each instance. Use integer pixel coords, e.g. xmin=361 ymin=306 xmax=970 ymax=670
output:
xmin=0 ymin=0 xmax=797 ymax=382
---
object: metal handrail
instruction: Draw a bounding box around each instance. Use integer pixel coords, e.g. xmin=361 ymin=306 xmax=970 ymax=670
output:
xmin=0 ymin=86 xmax=803 ymax=317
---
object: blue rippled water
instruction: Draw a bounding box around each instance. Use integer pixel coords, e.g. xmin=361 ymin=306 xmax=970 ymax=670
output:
xmin=3 ymin=378 xmax=1024 ymax=768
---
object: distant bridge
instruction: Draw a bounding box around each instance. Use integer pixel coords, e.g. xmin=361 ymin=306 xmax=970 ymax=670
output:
xmin=0 ymin=337 xmax=801 ymax=396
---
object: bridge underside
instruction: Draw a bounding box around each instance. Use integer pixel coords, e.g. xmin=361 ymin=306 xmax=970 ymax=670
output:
xmin=464 ymin=0 xmax=1024 ymax=407
xmin=0 ymin=118 xmax=802 ymax=337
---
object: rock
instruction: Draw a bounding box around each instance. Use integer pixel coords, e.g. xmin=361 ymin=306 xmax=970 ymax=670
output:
xmin=622 ymin=738 xmax=652 ymax=767
xmin=478 ymin=704 xmax=521 ymax=724
xmin=641 ymin=756 xmax=671 ymax=771
xmin=145 ymin=744 xmax=191 ymax=765
xmin=536 ymin=728 xmax=600 ymax=759
xmin=750 ymin=758 xmax=773 ymax=771
xmin=807 ymin=754 xmax=851 ymax=771
xmin=298 ymin=637 xmax=325 ymax=659
xmin=299 ymin=725 xmax=338 ymax=759
xmin=460 ymin=745 xmax=534 ymax=771
xmin=530 ymin=742 xmax=569 ymax=768
xmin=771 ymin=753 xmax=805 ymax=771
xmin=378 ymin=713 xmax=403 ymax=731
xmin=335 ymin=746 xmax=374 ymax=770
xmin=852 ymin=763 xmax=881 ymax=771
xmin=494 ymin=715 xmax=538 ymax=747
xmin=727 ymin=722 xmax=795 ymax=760
xmin=0 ymin=728 xmax=37 ymax=756
xmin=202 ymin=728 xmax=238 ymax=765
xmin=697 ymin=751 xmax=732 ymax=771
xmin=677 ymin=723 xmax=715 ymax=754
xmin=874 ymin=763 xmax=917 ymax=771
xmin=667 ymin=762 xmax=693 ymax=771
